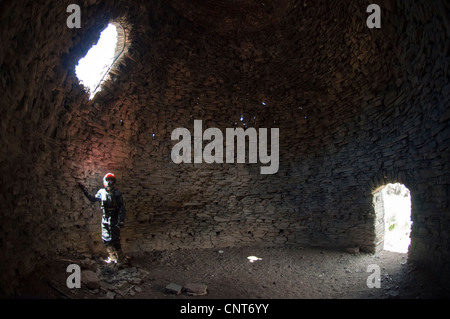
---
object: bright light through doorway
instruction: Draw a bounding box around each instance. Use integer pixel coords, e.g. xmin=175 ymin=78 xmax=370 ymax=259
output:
xmin=382 ymin=183 xmax=412 ymax=253
xmin=75 ymin=24 xmax=118 ymax=99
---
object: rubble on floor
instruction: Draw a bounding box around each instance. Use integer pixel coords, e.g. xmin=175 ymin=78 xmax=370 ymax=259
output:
xmin=183 ymin=283 xmax=208 ymax=296
xmin=163 ymin=282 xmax=208 ymax=296
xmin=64 ymin=254 xmax=150 ymax=299
xmin=96 ymin=264 xmax=150 ymax=299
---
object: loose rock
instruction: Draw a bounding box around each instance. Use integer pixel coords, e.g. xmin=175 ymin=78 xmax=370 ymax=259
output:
xmin=164 ymin=283 xmax=183 ymax=295
xmin=81 ymin=270 xmax=100 ymax=289
xmin=184 ymin=283 xmax=208 ymax=296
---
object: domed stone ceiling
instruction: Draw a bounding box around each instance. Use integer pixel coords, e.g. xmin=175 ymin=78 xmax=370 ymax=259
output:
xmin=0 ymin=0 xmax=448 ymax=296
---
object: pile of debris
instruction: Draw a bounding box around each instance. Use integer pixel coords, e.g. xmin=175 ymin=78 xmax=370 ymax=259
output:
xmin=94 ymin=263 xmax=150 ymax=298
xmin=48 ymin=253 xmax=209 ymax=298
xmin=50 ymin=254 xmax=150 ymax=299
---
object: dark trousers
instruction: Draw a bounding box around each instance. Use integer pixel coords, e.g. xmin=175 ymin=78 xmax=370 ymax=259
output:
xmin=101 ymin=213 xmax=121 ymax=249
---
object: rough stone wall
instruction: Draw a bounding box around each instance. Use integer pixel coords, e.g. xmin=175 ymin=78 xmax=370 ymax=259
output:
xmin=393 ymin=0 xmax=450 ymax=282
xmin=0 ymin=0 xmax=448 ymax=295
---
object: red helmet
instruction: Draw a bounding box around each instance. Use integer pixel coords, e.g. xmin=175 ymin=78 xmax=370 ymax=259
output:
xmin=103 ymin=173 xmax=116 ymax=188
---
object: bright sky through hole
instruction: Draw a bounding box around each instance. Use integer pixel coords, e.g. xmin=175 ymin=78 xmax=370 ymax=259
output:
xmin=75 ymin=24 xmax=118 ymax=99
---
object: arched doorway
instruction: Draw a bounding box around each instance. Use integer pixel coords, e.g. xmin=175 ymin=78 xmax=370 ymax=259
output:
xmin=373 ymin=183 xmax=412 ymax=253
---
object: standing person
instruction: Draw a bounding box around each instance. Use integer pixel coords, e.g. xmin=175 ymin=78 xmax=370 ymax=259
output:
xmin=79 ymin=173 xmax=128 ymax=267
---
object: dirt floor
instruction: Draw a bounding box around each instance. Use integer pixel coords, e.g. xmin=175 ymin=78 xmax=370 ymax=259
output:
xmin=14 ymin=245 xmax=448 ymax=300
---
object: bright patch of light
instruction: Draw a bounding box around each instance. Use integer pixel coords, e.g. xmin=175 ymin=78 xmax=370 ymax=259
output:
xmin=104 ymin=257 xmax=117 ymax=264
xmin=383 ymin=183 xmax=412 ymax=253
xmin=75 ymin=24 xmax=118 ymax=99
xmin=247 ymin=256 xmax=262 ymax=263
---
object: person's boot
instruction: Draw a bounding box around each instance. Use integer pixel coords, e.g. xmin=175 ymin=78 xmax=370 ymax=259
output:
xmin=115 ymin=246 xmax=130 ymax=269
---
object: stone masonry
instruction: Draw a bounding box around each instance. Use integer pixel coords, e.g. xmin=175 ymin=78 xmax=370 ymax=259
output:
xmin=0 ymin=0 xmax=449 ymax=295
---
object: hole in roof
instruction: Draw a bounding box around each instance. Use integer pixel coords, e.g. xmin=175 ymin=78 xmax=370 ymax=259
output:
xmin=75 ymin=23 xmax=125 ymax=99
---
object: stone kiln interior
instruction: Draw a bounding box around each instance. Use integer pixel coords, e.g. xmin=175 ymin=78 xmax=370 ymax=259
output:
xmin=0 ymin=0 xmax=449 ymax=296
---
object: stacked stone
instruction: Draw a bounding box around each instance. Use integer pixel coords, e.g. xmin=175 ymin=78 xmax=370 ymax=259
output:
xmin=0 ymin=0 xmax=449 ymax=295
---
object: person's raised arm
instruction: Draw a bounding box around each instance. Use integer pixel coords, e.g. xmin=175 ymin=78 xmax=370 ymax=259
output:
xmin=78 ymin=183 xmax=100 ymax=203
